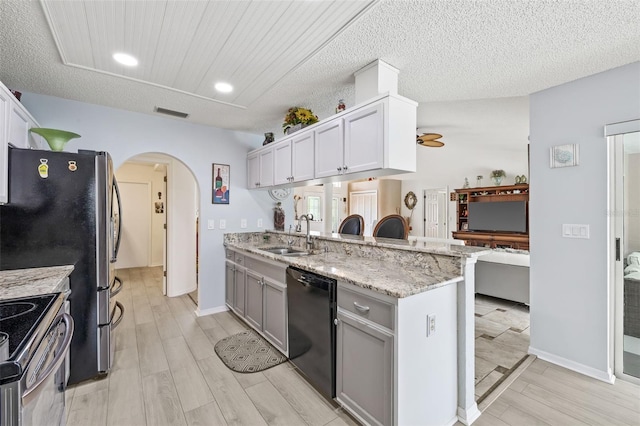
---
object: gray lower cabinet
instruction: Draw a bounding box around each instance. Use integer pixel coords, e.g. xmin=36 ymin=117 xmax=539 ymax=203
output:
xmin=225 ymin=260 xmax=234 ymax=307
xmin=232 ymin=263 xmax=246 ymax=316
xmin=245 ymin=270 xmax=264 ymax=329
xmin=263 ymin=278 xmax=287 ymax=351
xmin=224 ymin=248 xmax=288 ymax=354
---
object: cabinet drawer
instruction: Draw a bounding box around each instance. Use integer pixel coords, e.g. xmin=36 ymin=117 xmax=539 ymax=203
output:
xmin=225 ymin=249 xmax=235 ymax=262
xmin=338 ymin=286 xmax=394 ymax=330
xmin=245 ymin=256 xmax=286 ymax=282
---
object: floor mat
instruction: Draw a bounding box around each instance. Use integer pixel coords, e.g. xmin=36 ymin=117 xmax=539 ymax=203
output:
xmin=214 ymin=329 xmax=287 ymax=373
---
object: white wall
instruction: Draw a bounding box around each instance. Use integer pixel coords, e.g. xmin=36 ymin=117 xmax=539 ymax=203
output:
xmin=116 ymin=162 xmax=165 ymax=266
xmin=529 ymin=61 xmax=640 ymax=380
xmin=21 ymin=92 xmax=276 ymax=313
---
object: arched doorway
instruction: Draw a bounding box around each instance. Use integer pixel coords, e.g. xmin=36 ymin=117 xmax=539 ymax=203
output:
xmin=115 ymin=153 xmax=200 ymax=304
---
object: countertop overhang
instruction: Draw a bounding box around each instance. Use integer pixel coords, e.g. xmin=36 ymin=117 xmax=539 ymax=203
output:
xmin=226 ymin=240 xmax=465 ymax=298
xmin=0 ymin=265 xmax=74 ymax=300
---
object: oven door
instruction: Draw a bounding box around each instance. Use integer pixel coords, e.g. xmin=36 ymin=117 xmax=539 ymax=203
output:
xmin=21 ymin=313 xmax=74 ymax=426
xmin=97 ymin=301 xmax=124 ymax=373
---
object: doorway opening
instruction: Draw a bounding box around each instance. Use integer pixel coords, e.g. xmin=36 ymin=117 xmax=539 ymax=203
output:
xmin=115 ymin=153 xmax=200 ymax=305
xmin=608 ymin=120 xmax=640 ymax=384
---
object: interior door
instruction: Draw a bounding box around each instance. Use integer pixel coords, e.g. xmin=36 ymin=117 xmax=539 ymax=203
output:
xmin=350 ymin=190 xmax=377 ymax=237
xmin=423 ymin=188 xmax=449 ymax=239
xmin=115 ymin=182 xmax=151 ymax=269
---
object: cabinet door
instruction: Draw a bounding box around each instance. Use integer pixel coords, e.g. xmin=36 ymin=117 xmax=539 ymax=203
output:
xmin=233 ymin=266 xmax=246 ymax=316
xmin=259 ymin=148 xmax=274 ymax=187
xmin=344 ymin=102 xmax=384 ymax=175
xmin=8 ymin=101 xmax=32 ymax=149
xmin=225 ymin=260 xmax=235 ymax=308
xmin=273 ymin=140 xmax=292 ymax=185
xmin=247 ymin=153 xmax=260 ymax=189
xmin=291 ymin=132 xmax=314 ymax=182
xmin=336 ymin=310 xmax=393 ymax=426
xmin=263 ymin=278 xmax=287 ymax=353
xmin=0 ymin=87 xmax=9 ymax=204
xmin=245 ymin=270 xmax=264 ymax=330
xmin=314 ymin=119 xmax=344 ymax=178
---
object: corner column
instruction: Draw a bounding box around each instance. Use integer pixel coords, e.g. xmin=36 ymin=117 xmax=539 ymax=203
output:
xmin=457 ymin=256 xmax=481 ymax=425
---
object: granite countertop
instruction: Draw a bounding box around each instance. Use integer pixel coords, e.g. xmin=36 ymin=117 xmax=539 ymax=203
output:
xmin=0 ymin=265 xmax=74 ymax=300
xmin=226 ymin=242 xmax=463 ymax=298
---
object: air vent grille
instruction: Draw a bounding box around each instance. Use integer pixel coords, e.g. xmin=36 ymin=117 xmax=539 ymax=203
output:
xmin=154 ymin=107 xmax=189 ymax=119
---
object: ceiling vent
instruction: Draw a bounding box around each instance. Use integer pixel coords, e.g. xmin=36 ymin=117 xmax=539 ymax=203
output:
xmin=154 ymin=107 xmax=189 ymax=119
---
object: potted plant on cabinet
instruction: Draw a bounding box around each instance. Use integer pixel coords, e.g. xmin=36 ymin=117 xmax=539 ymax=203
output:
xmin=490 ymin=169 xmax=506 ymax=186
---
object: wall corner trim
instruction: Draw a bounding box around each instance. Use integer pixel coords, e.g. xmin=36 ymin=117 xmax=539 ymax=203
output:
xmin=195 ymin=305 xmax=229 ymax=317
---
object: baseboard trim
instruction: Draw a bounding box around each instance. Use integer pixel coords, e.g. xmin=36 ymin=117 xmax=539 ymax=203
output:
xmin=195 ymin=305 xmax=228 ymax=317
xmin=457 ymin=404 xmax=481 ymax=425
xmin=528 ymin=346 xmax=615 ymax=384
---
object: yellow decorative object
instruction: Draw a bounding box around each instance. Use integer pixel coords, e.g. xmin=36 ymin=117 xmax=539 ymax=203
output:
xmin=282 ymin=107 xmax=318 ymax=134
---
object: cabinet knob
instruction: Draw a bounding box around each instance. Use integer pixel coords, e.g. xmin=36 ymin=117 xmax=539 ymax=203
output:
xmin=334 ymin=318 xmax=340 ymax=326
xmin=337 ymin=166 xmax=342 ymax=172
xmin=343 ymin=165 xmax=348 ymax=171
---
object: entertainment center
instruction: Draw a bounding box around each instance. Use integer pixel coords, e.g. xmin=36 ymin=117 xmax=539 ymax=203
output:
xmin=452 ymin=184 xmax=529 ymax=250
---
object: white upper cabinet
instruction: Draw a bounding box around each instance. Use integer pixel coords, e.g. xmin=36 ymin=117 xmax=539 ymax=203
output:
xmin=291 ymin=132 xmax=314 ymax=183
xmin=0 ymin=87 xmax=10 ymax=204
xmin=247 ymin=146 xmax=274 ymax=189
xmin=343 ymin=102 xmax=384 ymax=175
xmin=314 ymin=119 xmax=344 ymax=178
xmin=247 ymin=93 xmax=417 ymax=189
xmin=0 ymin=81 xmax=42 ymax=204
xmin=274 ymin=132 xmax=315 ymax=185
xmin=273 ymin=139 xmax=292 ymax=185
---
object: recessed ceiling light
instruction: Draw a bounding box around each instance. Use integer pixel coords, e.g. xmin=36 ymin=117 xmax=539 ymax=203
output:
xmin=214 ymin=82 xmax=233 ymax=93
xmin=113 ymin=52 xmax=138 ymax=67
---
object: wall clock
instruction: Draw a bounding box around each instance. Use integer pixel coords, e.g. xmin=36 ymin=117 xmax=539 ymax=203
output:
xmin=268 ymin=188 xmax=292 ymax=201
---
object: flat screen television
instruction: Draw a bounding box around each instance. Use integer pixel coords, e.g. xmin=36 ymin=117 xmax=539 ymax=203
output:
xmin=467 ymin=201 xmax=527 ymax=233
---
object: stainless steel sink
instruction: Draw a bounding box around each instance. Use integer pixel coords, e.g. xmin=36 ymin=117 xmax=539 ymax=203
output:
xmin=261 ymin=246 xmax=309 ymax=257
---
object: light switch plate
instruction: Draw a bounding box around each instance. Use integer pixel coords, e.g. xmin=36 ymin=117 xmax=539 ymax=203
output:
xmin=240 ymin=219 xmax=247 ymax=229
xmin=207 ymin=219 xmax=214 ymax=230
xmin=219 ymin=219 xmax=226 ymax=229
xmin=562 ymin=224 xmax=589 ymax=239
xmin=257 ymin=219 xmax=263 ymax=228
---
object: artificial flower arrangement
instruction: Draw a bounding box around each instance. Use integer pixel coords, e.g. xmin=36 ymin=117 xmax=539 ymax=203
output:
xmin=490 ymin=169 xmax=506 ymax=178
xmin=282 ymin=107 xmax=319 ymax=134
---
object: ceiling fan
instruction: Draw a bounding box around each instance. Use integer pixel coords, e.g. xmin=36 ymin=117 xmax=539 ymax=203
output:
xmin=416 ymin=132 xmax=444 ymax=147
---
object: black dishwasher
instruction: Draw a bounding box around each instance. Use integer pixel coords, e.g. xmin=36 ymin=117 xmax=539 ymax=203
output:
xmin=286 ymin=267 xmax=337 ymax=399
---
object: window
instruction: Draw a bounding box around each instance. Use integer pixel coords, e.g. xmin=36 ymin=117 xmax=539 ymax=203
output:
xmin=307 ymin=195 xmax=321 ymax=219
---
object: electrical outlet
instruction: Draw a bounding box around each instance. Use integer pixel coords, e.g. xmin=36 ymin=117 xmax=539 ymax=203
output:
xmin=219 ymin=219 xmax=226 ymax=229
xmin=207 ymin=219 xmax=214 ymax=230
xmin=240 ymin=219 xmax=247 ymax=229
xmin=257 ymin=219 xmax=263 ymax=228
xmin=426 ymin=314 xmax=436 ymax=337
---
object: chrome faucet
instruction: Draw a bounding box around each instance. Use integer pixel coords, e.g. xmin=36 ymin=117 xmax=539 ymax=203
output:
xmin=287 ymin=225 xmax=294 ymax=247
xmin=299 ymin=214 xmax=314 ymax=250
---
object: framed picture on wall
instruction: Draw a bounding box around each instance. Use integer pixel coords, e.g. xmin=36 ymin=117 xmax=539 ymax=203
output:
xmin=212 ymin=164 xmax=230 ymax=204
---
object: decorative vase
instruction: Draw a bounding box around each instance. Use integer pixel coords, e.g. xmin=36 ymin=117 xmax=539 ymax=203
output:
xmin=262 ymin=132 xmax=274 ymax=146
xmin=285 ymin=123 xmax=307 ymax=135
xmin=30 ymin=128 xmax=81 ymax=152
xmin=491 ymin=175 xmax=503 ymax=186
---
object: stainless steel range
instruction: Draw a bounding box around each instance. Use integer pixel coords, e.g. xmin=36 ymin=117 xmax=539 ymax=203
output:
xmin=0 ymin=292 xmax=74 ymax=426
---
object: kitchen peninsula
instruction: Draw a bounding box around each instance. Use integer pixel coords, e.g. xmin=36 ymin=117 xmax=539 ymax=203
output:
xmin=0 ymin=265 xmax=73 ymax=300
xmin=224 ymin=231 xmax=488 ymax=426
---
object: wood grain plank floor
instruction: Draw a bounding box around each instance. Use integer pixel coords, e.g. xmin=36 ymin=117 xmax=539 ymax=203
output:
xmin=66 ymin=267 xmax=640 ymax=426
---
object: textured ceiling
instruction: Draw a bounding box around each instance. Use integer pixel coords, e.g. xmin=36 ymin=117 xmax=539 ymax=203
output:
xmin=0 ymin=0 xmax=638 ymax=139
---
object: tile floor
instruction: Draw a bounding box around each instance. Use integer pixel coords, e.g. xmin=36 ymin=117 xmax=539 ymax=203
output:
xmin=474 ymin=294 xmax=531 ymax=402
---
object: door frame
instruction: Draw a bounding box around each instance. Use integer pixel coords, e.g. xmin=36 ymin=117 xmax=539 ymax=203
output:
xmin=607 ymin=119 xmax=640 ymax=385
xmin=117 ymin=180 xmax=153 ymax=268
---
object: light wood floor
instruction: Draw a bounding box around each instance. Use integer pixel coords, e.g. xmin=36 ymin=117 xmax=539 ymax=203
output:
xmin=66 ymin=266 xmax=356 ymax=426
xmin=66 ymin=267 xmax=640 ymax=426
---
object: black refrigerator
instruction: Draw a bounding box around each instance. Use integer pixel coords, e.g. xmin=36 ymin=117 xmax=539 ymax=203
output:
xmin=0 ymin=146 xmax=124 ymax=385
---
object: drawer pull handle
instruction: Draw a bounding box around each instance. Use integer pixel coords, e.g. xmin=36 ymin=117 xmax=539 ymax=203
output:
xmin=353 ymin=302 xmax=370 ymax=313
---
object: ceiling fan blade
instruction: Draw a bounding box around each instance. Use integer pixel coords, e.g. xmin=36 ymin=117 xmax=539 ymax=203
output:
xmin=417 ymin=139 xmax=445 ymax=147
xmin=418 ymin=133 xmax=443 ymax=141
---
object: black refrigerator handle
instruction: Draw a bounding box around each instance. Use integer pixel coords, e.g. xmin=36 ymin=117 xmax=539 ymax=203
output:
xmin=113 ymin=176 xmax=123 ymax=261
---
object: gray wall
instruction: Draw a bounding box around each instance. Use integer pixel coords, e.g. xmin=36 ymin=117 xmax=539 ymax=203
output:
xmin=529 ymin=61 xmax=640 ymax=379
xmin=22 ymin=93 xmax=281 ymax=313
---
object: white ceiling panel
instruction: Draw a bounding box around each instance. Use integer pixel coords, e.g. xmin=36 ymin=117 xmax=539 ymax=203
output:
xmin=40 ymin=0 xmax=377 ymax=108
